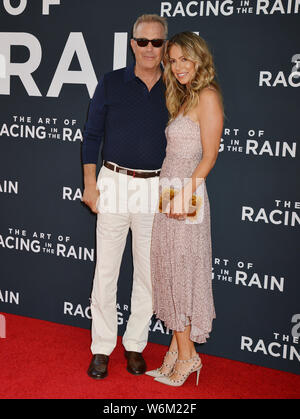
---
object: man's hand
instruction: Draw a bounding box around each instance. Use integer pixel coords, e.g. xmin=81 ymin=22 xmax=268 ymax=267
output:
xmin=82 ymin=163 xmax=99 ymax=214
xmin=82 ymin=185 xmax=100 ymax=214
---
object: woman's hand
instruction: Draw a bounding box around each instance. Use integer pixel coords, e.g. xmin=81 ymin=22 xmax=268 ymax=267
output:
xmin=166 ymin=189 xmax=190 ymax=220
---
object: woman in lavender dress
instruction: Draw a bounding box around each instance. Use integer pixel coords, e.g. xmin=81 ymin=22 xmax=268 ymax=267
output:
xmin=147 ymin=32 xmax=224 ymax=387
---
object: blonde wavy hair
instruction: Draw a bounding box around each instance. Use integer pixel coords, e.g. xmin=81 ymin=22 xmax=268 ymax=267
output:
xmin=163 ymin=32 xmax=223 ymax=122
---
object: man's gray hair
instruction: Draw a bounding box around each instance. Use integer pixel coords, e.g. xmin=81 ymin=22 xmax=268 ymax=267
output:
xmin=133 ymin=14 xmax=168 ymax=39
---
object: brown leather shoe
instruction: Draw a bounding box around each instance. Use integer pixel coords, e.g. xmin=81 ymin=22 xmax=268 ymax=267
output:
xmin=87 ymin=354 xmax=109 ymax=379
xmin=124 ymin=350 xmax=146 ymax=375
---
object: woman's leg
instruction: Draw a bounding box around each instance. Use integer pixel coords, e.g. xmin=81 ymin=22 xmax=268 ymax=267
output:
xmin=176 ymin=325 xmax=197 ymax=358
xmin=158 ymin=333 xmax=178 ymax=375
xmin=169 ymin=333 xmax=178 ymax=352
xmin=168 ymin=325 xmax=201 ymax=381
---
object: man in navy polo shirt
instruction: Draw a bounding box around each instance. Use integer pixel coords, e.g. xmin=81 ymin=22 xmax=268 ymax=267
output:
xmin=82 ymin=14 xmax=168 ymax=379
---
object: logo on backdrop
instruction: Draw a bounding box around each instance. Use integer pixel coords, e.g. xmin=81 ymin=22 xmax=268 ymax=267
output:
xmin=0 ymin=227 xmax=94 ymax=261
xmin=0 ymin=0 xmax=61 ymax=16
xmin=0 ymin=179 xmax=18 ymax=194
xmin=0 ymin=289 xmax=19 ymax=305
xmin=259 ymin=54 xmax=300 ymax=87
xmin=63 ymin=186 xmax=82 ymax=201
xmin=160 ymin=0 xmax=300 ymax=17
xmin=220 ymin=128 xmax=297 ymax=158
xmin=0 ymin=30 xmax=126 ymax=97
xmin=63 ymin=299 xmax=172 ymax=336
xmin=241 ymin=199 xmax=300 ymax=228
xmin=292 ymin=314 xmax=300 ymax=338
xmin=1 ymin=2 xmax=299 ymax=96
xmin=241 ymin=316 xmax=300 ymax=364
xmin=213 ymin=257 xmax=286 ymax=293
xmin=0 ymin=2 xmax=97 ymax=97
xmin=0 ymin=115 xmax=82 ymax=143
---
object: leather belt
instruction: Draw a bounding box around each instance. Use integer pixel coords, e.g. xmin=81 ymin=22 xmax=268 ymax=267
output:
xmin=103 ymin=161 xmax=161 ymax=178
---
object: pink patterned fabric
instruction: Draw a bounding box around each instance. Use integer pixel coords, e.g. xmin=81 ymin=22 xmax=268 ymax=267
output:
xmin=150 ymin=114 xmax=216 ymax=343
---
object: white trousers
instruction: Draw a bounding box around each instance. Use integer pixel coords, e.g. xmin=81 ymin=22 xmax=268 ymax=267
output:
xmin=90 ymin=164 xmax=159 ymax=355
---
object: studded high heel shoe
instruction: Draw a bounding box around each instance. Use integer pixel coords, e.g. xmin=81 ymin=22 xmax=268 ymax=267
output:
xmin=154 ymin=354 xmax=202 ymax=387
xmin=145 ymin=350 xmax=178 ymax=378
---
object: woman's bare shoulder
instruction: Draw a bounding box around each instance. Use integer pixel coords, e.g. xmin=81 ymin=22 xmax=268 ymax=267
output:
xmin=199 ymin=85 xmax=218 ymax=97
xmin=197 ymin=86 xmax=221 ymax=108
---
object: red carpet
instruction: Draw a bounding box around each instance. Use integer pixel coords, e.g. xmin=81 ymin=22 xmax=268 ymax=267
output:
xmin=0 ymin=313 xmax=299 ymax=399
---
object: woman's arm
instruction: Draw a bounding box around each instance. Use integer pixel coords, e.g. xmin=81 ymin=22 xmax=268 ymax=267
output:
xmin=169 ymin=88 xmax=223 ymax=218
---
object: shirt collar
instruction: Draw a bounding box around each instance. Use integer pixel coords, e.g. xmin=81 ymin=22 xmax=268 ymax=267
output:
xmin=124 ymin=62 xmax=164 ymax=83
xmin=124 ymin=63 xmax=136 ymax=83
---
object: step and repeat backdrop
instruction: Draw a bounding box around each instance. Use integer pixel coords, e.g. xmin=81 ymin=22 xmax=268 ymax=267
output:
xmin=0 ymin=0 xmax=299 ymax=375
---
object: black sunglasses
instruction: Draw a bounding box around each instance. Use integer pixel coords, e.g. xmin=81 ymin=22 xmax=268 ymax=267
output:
xmin=133 ymin=38 xmax=165 ymax=48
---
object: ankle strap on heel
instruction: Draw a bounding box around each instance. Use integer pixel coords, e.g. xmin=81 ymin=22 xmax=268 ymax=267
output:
xmin=157 ymin=350 xmax=178 ymax=373
xmin=172 ymin=355 xmax=201 ymax=381
xmin=166 ymin=350 xmax=178 ymax=356
xmin=176 ymin=354 xmax=199 ymax=364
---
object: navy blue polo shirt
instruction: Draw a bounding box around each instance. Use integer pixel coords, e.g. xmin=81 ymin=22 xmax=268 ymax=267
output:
xmin=82 ymin=64 xmax=168 ymax=170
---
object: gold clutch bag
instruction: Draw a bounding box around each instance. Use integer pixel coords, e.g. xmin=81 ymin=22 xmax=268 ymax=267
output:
xmin=158 ymin=187 xmax=202 ymax=218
